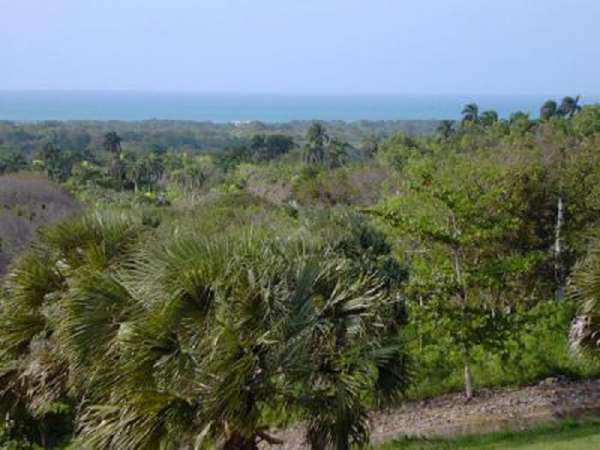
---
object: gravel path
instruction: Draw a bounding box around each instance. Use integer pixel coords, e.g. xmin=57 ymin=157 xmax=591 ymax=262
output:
xmin=261 ymin=378 xmax=600 ymax=449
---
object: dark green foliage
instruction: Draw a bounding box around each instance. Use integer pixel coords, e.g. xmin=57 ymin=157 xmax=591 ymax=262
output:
xmin=0 ymin=149 xmax=27 ymax=174
xmin=250 ymin=133 xmax=295 ymax=161
xmin=0 ymin=208 xmax=409 ymax=449
xmin=304 ymin=122 xmax=330 ymax=164
xmin=558 ymin=95 xmax=582 ymax=118
xmin=436 ymin=120 xmax=454 ymax=138
xmin=541 ymin=99 xmax=559 ymax=120
xmin=461 ymin=103 xmax=479 ymax=123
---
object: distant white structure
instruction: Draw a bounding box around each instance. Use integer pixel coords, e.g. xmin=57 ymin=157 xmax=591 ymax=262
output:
xmin=232 ymin=120 xmax=253 ymax=127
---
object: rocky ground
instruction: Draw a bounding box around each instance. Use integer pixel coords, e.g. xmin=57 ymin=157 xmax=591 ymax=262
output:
xmin=261 ymin=377 xmax=600 ymax=449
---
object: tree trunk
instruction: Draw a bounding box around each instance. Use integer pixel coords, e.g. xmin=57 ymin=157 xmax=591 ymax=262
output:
xmin=221 ymin=432 xmax=258 ymax=450
xmin=308 ymin=428 xmax=327 ymax=450
xmin=554 ymin=195 xmax=565 ymax=300
xmin=337 ymin=438 xmax=350 ymax=450
xmin=464 ymin=361 xmax=473 ymax=400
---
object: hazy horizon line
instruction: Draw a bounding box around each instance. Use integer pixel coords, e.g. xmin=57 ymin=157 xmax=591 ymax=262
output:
xmin=1 ymin=89 xmax=597 ymax=98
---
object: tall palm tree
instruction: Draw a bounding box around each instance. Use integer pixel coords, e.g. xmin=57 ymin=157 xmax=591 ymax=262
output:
xmin=103 ymin=131 xmax=124 ymax=188
xmin=540 ymin=99 xmax=558 ymax=121
xmin=558 ymin=96 xmax=582 ymax=118
xmin=461 ymin=103 xmax=479 ymax=124
xmin=304 ymin=122 xmax=329 ymax=164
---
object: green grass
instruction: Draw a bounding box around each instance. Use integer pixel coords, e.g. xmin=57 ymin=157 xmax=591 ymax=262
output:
xmin=378 ymin=418 xmax=600 ymax=450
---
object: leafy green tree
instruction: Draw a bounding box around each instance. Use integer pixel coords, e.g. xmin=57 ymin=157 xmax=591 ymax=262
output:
xmin=540 ymin=100 xmax=558 ymax=121
xmin=0 ymin=149 xmax=27 ymax=174
xmin=533 ymin=120 xmax=600 ymax=299
xmin=326 ymin=138 xmax=350 ymax=170
xmin=558 ymin=96 xmax=582 ymax=118
xmin=38 ymin=143 xmax=86 ymax=183
xmin=479 ymin=110 xmax=499 ymax=127
xmin=377 ymin=132 xmax=420 ymax=170
xmin=573 ymin=105 xmax=600 ymax=137
xmin=461 ymin=103 xmax=479 ymax=124
xmin=250 ymin=134 xmax=295 ymax=161
xmin=70 ymin=160 xmax=107 ymax=188
xmin=508 ymin=111 xmax=533 ymax=135
xmin=375 ymin=151 xmax=539 ymax=398
xmin=218 ymin=144 xmax=253 ymax=171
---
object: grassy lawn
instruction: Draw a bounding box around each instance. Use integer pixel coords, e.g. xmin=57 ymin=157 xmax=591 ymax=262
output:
xmin=378 ymin=418 xmax=600 ymax=450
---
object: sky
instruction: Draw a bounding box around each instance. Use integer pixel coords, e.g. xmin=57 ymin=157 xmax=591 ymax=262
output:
xmin=1 ymin=0 xmax=599 ymax=95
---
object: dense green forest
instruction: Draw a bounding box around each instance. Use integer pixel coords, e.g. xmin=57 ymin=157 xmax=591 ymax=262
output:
xmin=2 ymin=96 xmax=600 ymax=449
xmin=0 ymin=119 xmax=436 ymax=173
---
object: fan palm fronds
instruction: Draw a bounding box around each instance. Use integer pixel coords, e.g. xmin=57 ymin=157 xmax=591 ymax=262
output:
xmin=569 ymin=240 xmax=600 ymax=358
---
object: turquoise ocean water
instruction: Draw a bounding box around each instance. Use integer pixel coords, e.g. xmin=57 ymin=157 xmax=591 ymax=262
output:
xmin=0 ymin=92 xmax=597 ymax=122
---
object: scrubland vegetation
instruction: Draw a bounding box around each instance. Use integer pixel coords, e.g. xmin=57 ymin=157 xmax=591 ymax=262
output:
xmin=2 ymin=97 xmax=600 ymax=448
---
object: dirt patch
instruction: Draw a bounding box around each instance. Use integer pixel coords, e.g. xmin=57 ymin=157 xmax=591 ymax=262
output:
xmin=261 ymin=378 xmax=600 ymax=449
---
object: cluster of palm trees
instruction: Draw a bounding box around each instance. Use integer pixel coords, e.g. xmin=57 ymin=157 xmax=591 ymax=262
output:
xmin=123 ymin=152 xmax=165 ymax=192
xmin=460 ymin=103 xmax=526 ymax=126
xmin=540 ymin=96 xmax=582 ymax=121
xmin=0 ymin=211 xmax=409 ymax=449
xmin=437 ymin=96 xmax=583 ymax=138
xmin=102 ymin=132 xmax=166 ymax=192
xmin=461 ymin=97 xmax=582 ymax=125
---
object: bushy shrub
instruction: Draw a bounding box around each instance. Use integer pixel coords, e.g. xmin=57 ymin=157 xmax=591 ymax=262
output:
xmin=0 ymin=174 xmax=79 ymax=276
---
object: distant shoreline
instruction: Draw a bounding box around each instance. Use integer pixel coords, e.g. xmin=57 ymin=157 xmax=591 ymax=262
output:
xmin=2 ymin=92 xmax=598 ymax=122
xmin=0 ymin=118 xmax=441 ymax=126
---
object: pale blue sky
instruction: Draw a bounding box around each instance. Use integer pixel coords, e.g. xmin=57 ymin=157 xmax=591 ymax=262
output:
xmin=1 ymin=0 xmax=599 ymax=95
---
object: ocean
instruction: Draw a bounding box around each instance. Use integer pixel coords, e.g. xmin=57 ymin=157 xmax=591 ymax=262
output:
xmin=0 ymin=91 xmax=597 ymax=123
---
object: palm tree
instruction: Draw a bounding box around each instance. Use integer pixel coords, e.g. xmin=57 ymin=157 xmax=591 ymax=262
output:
xmin=461 ymin=103 xmax=479 ymax=124
xmin=0 ymin=215 xmax=410 ymax=450
xmin=558 ymin=96 xmax=582 ymax=118
xmin=304 ymin=122 xmax=329 ymax=164
xmin=103 ymin=131 xmax=124 ymax=188
xmin=0 ymin=211 xmax=146 ymax=447
xmin=124 ymin=154 xmax=164 ymax=192
xmin=436 ymin=120 xmax=454 ymax=138
xmin=569 ymin=240 xmax=600 ymax=358
xmin=479 ymin=110 xmax=499 ymax=127
xmin=540 ymin=99 xmax=558 ymax=121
